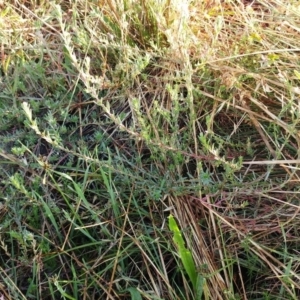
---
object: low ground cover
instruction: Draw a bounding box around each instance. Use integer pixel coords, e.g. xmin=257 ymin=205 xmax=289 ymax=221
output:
xmin=1 ymin=0 xmax=300 ymax=299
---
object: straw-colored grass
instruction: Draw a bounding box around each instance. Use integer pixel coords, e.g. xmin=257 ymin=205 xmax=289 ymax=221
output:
xmin=1 ymin=0 xmax=300 ymax=299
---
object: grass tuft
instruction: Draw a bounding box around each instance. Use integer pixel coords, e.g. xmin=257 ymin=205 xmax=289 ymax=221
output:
xmin=1 ymin=0 xmax=300 ymax=299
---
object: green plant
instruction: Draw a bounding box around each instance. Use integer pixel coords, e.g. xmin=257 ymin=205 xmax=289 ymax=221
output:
xmin=1 ymin=0 xmax=300 ymax=299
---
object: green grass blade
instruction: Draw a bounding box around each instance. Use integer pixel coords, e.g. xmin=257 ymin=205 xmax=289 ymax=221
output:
xmin=127 ymin=287 xmax=143 ymax=300
xmin=168 ymin=214 xmax=197 ymax=289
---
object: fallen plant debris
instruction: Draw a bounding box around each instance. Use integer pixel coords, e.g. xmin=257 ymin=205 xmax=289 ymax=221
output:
xmin=1 ymin=0 xmax=300 ymax=299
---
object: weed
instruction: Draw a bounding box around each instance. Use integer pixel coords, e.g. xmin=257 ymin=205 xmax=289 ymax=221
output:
xmin=1 ymin=0 xmax=300 ymax=299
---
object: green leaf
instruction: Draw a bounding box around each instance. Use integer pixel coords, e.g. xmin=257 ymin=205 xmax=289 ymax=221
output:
xmin=127 ymin=287 xmax=143 ymax=300
xmin=195 ymin=274 xmax=206 ymax=300
xmin=168 ymin=215 xmax=197 ymax=289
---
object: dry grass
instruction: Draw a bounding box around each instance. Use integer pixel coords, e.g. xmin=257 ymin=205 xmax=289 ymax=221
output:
xmin=1 ymin=0 xmax=300 ymax=299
